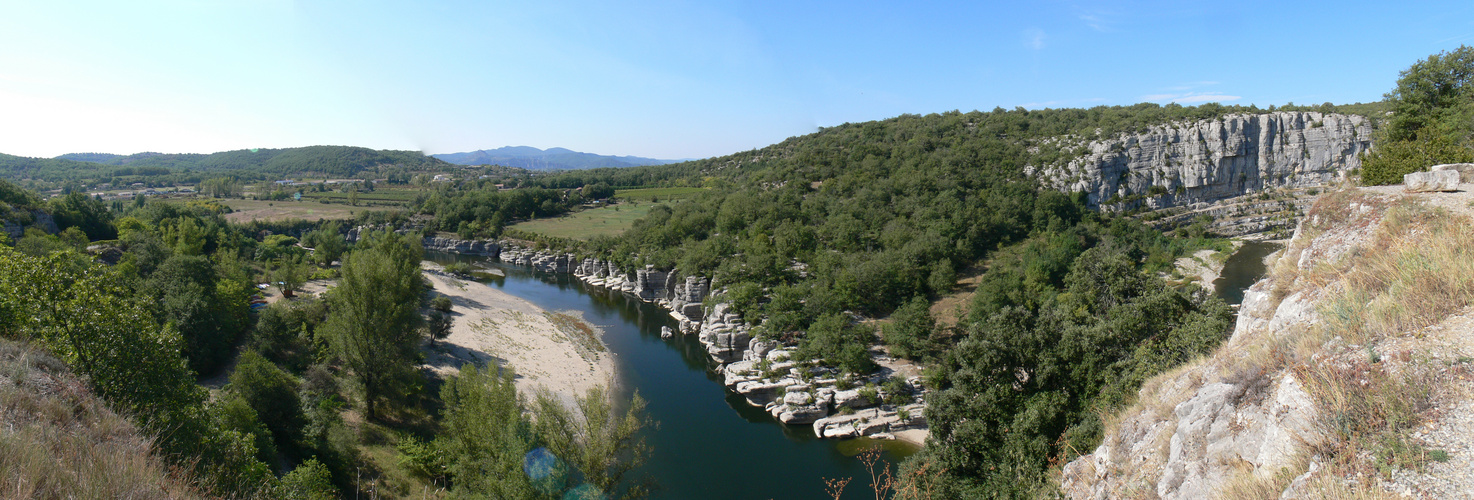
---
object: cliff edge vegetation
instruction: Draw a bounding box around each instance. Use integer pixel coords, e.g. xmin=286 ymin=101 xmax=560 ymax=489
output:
xmin=1062 ymin=186 xmax=1474 ymax=498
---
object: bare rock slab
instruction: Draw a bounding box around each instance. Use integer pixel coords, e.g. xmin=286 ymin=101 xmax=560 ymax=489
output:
xmin=1431 ymin=163 xmax=1474 ymax=183
xmin=1404 ymin=170 xmax=1461 ymax=192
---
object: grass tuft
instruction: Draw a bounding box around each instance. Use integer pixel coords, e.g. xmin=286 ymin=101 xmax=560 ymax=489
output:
xmin=0 ymin=339 xmax=200 ymax=498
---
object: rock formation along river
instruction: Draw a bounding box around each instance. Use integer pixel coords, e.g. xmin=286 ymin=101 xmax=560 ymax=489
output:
xmin=427 ymin=251 xmax=912 ymax=500
xmin=427 ymin=236 xmax=1279 ymax=499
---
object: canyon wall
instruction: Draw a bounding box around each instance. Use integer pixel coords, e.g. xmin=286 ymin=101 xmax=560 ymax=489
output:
xmin=1033 ymin=111 xmax=1372 ymax=209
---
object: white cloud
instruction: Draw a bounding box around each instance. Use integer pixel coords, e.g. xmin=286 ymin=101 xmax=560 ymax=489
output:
xmin=1021 ymin=98 xmax=1108 ymax=109
xmin=1141 ymin=92 xmax=1242 ymax=104
xmin=1023 ymin=28 xmax=1046 ymax=50
xmin=1172 ymin=93 xmax=1242 ymax=104
xmin=1078 ymin=14 xmax=1109 ymax=32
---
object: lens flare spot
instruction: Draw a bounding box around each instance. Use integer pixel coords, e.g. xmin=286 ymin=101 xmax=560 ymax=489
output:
xmin=523 ymin=447 xmax=557 ymax=479
xmin=562 ymin=483 xmax=607 ymax=500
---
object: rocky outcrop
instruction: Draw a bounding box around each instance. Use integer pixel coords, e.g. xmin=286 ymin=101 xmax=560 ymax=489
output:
xmin=698 ymin=303 xmax=753 ymax=364
xmin=2 ymin=210 xmax=58 ymax=241
xmin=1404 ymin=170 xmax=1461 ymax=192
xmin=496 ymin=242 xmax=928 ymax=436
xmin=1060 ymin=189 xmax=1410 ymax=498
xmin=1031 ymin=112 xmax=1371 ymax=212
xmin=422 ymin=236 xmax=501 ymax=256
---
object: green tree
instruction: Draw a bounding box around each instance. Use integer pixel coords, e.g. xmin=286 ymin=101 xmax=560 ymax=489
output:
xmin=426 ymin=310 xmax=453 ymax=346
xmin=273 ymin=254 xmax=309 ymax=298
xmin=796 ymin=313 xmax=876 ymax=374
xmin=0 ymin=245 xmax=274 ymax=497
xmin=228 ymin=350 xmax=307 ymax=455
xmin=882 ymin=296 xmax=937 ymax=360
xmin=147 ymin=254 xmax=242 ymax=375
xmin=440 ymin=365 xmax=545 ymax=498
xmin=1386 ymin=45 xmax=1474 ymax=143
xmin=276 ymin=459 xmax=339 ymax=500
xmin=302 ymin=221 xmax=347 ymax=267
xmin=533 ymin=385 xmax=653 ymax=500
xmin=48 ymin=191 xmax=115 ymax=240
xmin=1361 ymin=136 xmax=1474 ymax=185
xmin=1364 ymin=46 xmax=1474 ymax=185
xmin=321 ymin=231 xmax=425 ymax=420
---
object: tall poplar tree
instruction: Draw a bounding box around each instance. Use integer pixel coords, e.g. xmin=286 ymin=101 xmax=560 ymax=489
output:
xmin=322 ymin=231 xmax=425 ymax=420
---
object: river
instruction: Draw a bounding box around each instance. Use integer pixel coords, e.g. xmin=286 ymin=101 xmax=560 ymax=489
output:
xmin=429 ymin=252 xmax=913 ymax=500
xmin=430 ymin=239 xmax=1279 ymax=499
xmin=1212 ymin=240 xmax=1282 ymax=306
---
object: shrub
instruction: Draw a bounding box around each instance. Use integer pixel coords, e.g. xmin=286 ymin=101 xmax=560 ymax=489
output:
xmin=430 ymin=295 xmax=453 ymax=313
xmin=1359 ymin=137 xmax=1474 ymax=185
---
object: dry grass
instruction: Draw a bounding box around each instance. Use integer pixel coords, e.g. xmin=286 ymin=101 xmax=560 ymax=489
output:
xmin=1298 ymin=358 xmax=1437 ymax=478
xmin=1320 ymin=205 xmax=1474 ymax=343
xmin=1072 ymin=188 xmax=1472 ymax=497
xmin=0 ymin=340 xmax=200 ymax=499
xmin=545 ymin=311 xmax=607 ymax=362
xmin=1218 ymin=453 xmax=1309 ymax=500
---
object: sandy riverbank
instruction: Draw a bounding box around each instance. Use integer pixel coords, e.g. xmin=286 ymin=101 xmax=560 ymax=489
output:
xmin=1173 ymin=241 xmax=1243 ymax=294
xmin=420 ymin=263 xmax=616 ymax=404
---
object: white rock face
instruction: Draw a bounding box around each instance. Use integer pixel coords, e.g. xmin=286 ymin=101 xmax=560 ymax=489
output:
xmin=1404 ymin=169 xmax=1461 ymax=192
xmin=1033 ymin=112 xmax=1371 ymax=210
xmin=1431 ymin=163 xmax=1474 ymax=183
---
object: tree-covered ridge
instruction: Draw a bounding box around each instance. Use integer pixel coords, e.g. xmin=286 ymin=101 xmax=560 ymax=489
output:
xmin=530 ymin=101 xmax=1386 ymax=192
xmin=2 ymin=145 xmax=454 ymax=184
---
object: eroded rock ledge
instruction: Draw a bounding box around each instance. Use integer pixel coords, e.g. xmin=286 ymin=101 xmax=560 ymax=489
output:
xmin=492 ymin=242 xmax=928 ymax=439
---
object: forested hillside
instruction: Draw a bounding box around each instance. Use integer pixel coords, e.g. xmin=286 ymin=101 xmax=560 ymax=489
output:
xmin=2 ymin=146 xmax=455 ymax=187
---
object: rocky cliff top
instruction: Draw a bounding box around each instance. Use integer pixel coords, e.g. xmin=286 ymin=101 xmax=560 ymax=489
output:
xmin=1062 ymin=187 xmax=1474 ymax=498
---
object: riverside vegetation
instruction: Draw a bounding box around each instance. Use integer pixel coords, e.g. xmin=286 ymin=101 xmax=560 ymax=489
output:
xmin=0 ymin=180 xmax=652 ymax=499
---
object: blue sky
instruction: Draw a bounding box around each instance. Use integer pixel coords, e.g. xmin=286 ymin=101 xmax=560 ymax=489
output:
xmin=1 ymin=1 xmax=1472 ymax=160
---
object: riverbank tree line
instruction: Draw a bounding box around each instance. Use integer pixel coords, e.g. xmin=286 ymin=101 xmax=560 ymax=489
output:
xmin=0 ymin=178 xmax=652 ymax=498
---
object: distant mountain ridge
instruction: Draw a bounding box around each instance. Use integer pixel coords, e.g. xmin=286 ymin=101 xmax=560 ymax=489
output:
xmin=433 ymin=146 xmax=686 ymax=170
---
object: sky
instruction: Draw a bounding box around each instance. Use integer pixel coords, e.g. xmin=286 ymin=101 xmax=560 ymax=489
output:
xmin=1 ymin=1 xmax=1473 ymax=160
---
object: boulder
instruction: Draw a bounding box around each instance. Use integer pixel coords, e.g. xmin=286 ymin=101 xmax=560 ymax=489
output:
xmin=833 ymin=389 xmax=876 ymax=409
xmin=660 ymin=326 xmax=674 ymax=339
xmin=1404 ymin=170 xmax=1461 ymax=192
xmin=775 ymin=402 xmax=829 ymax=424
xmin=1431 ymin=162 xmax=1474 ymax=183
xmin=783 ymin=391 xmax=815 ymax=406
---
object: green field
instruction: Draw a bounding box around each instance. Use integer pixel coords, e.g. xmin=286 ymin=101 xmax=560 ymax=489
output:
xmin=296 ymin=187 xmax=424 ymax=206
xmin=611 ymin=187 xmax=707 ymax=202
xmin=219 ymin=198 xmax=386 ymax=223
xmin=508 ymin=201 xmax=662 ymax=240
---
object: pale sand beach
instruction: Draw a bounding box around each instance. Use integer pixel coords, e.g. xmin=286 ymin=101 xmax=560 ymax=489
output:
xmin=420 ymin=263 xmax=616 ymax=404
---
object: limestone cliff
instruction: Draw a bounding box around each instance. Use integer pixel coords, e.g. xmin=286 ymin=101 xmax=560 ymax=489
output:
xmin=1031 ymin=111 xmax=1372 ymax=211
xmin=1061 ymin=187 xmax=1474 ymax=498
